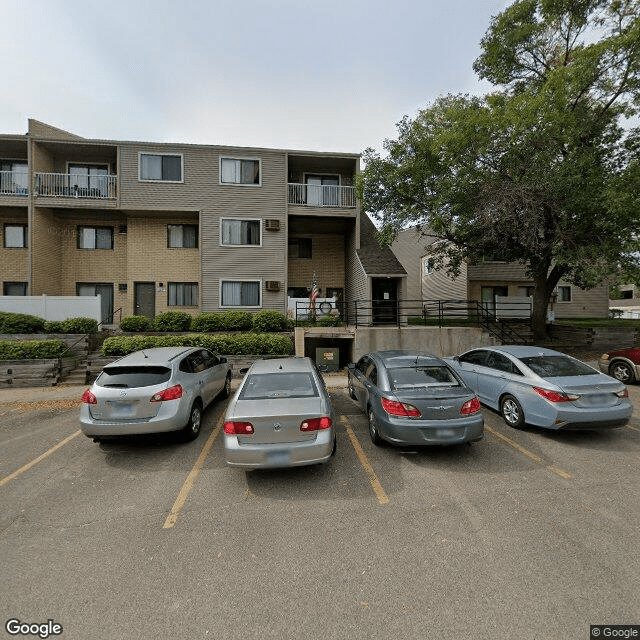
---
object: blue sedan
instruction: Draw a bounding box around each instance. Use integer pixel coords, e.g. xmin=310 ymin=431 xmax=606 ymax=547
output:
xmin=446 ymin=346 xmax=632 ymax=430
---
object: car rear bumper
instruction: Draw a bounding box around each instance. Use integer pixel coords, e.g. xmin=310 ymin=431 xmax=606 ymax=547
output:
xmin=79 ymin=402 xmax=190 ymax=436
xmin=377 ymin=413 xmax=484 ymax=445
xmin=537 ymin=403 xmax=632 ymax=430
xmin=223 ymin=429 xmax=335 ymax=468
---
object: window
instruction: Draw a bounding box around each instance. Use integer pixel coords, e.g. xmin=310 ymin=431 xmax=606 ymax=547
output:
xmin=139 ymin=153 xmax=183 ymax=182
xmin=0 ymin=161 xmax=28 ymax=194
xmin=459 ymin=350 xmax=489 ymax=366
xmin=4 ymin=224 xmax=27 ymax=248
xmin=69 ymin=164 xmax=109 ymax=195
xmin=167 ymin=224 xmax=198 ymax=248
xmin=220 ymin=218 xmax=261 ymax=246
xmin=518 ymin=286 xmax=535 ymax=297
xmin=78 ymin=226 xmax=113 ymax=250
xmin=220 ymin=158 xmax=260 ymax=185
xmin=305 ymin=174 xmax=339 ymax=206
xmin=77 ymin=283 xmax=114 ymax=324
xmin=3 ymin=282 xmax=27 ymax=295
xmin=288 ymin=287 xmax=309 ymax=298
xmin=168 ymin=282 xmax=198 ymax=306
xmin=220 ymin=280 xmax=261 ymax=307
xmin=423 ymin=257 xmax=435 ymax=275
xmin=288 ymin=237 xmax=312 ymax=259
xmin=557 ymin=286 xmax=572 ymax=302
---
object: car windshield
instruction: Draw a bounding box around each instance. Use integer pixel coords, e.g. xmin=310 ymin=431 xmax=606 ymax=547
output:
xmin=389 ymin=366 xmax=460 ymax=390
xmin=239 ymin=372 xmax=318 ymax=400
xmin=519 ymin=355 xmax=595 ymax=378
xmin=97 ymin=366 xmax=172 ymax=388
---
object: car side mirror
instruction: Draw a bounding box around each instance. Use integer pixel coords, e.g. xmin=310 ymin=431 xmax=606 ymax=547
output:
xmin=218 ymin=357 xmax=227 ymax=364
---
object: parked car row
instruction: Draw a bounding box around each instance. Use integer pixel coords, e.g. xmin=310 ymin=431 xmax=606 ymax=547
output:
xmin=79 ymin=344 xmax=634 ymax=470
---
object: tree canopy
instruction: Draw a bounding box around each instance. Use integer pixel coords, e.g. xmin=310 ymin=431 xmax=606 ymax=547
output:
xmin=359 ymin=0 xmax=640 ymax=338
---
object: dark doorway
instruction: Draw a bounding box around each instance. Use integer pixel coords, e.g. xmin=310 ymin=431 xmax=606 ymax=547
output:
xmin=134 ymin=282 xmax=156 ymax=320
xmin=372 ymin=278 xmax=399 ymax=325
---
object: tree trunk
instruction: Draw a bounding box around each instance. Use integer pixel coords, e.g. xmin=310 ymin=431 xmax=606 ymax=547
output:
xmin=531 ymin=265 xmax=565 ymax=342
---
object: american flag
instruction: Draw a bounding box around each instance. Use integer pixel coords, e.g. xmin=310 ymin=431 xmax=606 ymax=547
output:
xmin=309 ymin=278 xmax=319 ymax=315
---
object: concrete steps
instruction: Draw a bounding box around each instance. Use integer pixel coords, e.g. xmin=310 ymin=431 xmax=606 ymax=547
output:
xmin=59 ymin=351 xmax=117 ymax=385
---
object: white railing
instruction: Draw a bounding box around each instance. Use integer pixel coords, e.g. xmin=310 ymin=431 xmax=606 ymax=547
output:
xmin=35 ymin=173 xmax=117 ymax=199
xmin=0 ymin=171 xmax=29 ymax=196
xmin=288 ymin=183 xmax=356 ymax=208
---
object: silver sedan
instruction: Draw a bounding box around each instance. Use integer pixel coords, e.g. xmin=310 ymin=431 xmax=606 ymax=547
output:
xmin=446 ymin=345 xmax=632 ymax=430
xmin=223 ymin=357 xmax=336 ymax=469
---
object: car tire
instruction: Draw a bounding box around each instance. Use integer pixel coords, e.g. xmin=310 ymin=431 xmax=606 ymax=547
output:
xmin=219 ymin=373 xmax=232 ymax=399
xmin=500 ymin=394 xmax=525 ymax=429
xmin=368 ymin=408 xmax=383 ymax=445
xmin=182 ymin=400 xmax=203 ymax=441
xmin=610 ymin=361 xmax=635 ymax=384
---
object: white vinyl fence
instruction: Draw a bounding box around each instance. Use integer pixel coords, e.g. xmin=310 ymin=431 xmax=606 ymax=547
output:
xmin=0 ymin=295 xmax=101 ymax=322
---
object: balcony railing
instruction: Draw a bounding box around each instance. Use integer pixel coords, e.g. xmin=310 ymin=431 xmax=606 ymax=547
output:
xmin=35 ymin=173 xmax=117 ymax=199
xmin=288 ymin=183 xmax=355 ymax=208
xmin=0 ymin=171 xmax=28 ymax=196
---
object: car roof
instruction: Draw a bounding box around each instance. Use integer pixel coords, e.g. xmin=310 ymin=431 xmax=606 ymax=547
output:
xmin=111 ymin=347 xmax=196 ymax=366
xmin=370 ymin=350 xmax=444 ymax=367
xmin=247 ymin=357 xmax=315 ymax=374
xmin=484 ymin=345 xmax=566 ymax=358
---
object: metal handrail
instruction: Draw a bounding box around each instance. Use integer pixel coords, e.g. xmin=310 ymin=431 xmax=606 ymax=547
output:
xmin=287 ymin=183 xmax=356 ymax=208
xmin=57 ymin=308 xmax=123 ymax=361
xmin=35 ymin=172 xmax=117 ymax=199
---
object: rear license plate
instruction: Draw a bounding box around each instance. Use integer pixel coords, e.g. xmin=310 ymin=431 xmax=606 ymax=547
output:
xmin=583 ymin=394 xmax=609 ymax=406
xmin=435 ymin=429 xmax=456 ymax=437
xmin=107 ymin=402 xmax=136 ymax=417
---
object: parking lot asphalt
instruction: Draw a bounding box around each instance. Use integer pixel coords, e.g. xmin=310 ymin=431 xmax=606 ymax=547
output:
xmin=2 ymin=364 xmax=639 ymax=640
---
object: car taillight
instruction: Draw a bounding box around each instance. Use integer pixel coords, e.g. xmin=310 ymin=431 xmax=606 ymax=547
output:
xmin=533 ymin=387 xmax=579 ymax=402
xmin=380 ymin=397 xmax=421 ymax=417
xmin=150 ymin=384 xmax=183 ymax=402
xmin=461 ymin=397 xmax=481 ymax=415
xmin=223 ymin=421 xmax=254 ymax=435
xmin=81 ymin=389 xmax=97 ymax=404
xmin=300 ymin=417 xmax=332 ymax=431
xmin=616 ymin=389 xmax=629 ymax=398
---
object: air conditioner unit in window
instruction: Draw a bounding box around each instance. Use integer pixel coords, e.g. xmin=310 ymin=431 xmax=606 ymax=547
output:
xmin=264 ymin=219 xmax=280 ymax=231
xmin=265 ymin=280 xmax=281 ymax=292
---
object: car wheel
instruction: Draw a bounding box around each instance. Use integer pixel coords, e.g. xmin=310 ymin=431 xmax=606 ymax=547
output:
xmin=610 ymin=361 xmax=635 ymax=384
xmin=219 ymin=373 xmax=232 ymax=399
xmin=500 ymin=394 xmax=525 ymax=429
xmin=182 ymin=400 xmax=203 ymax=441
xmin=368 ymin=408 xmax=383 ymax=445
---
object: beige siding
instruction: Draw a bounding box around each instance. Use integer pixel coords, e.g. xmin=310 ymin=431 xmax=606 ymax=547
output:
xmin=0 ymin=209 xmax=29 ymax=287
xmin=31 ymin=208 xmax=62 ymax=294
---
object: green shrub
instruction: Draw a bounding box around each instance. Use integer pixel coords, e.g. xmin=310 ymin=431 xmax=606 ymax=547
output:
xmin=218 ymin=310 xmax=254 ymax=331
xmin=190 ymin=312 xmax=223 ymax=332
xmin=120 ymin=315 xmax=152 ymax=332
xmin=101 ymin=333 xmax=293 ymax=357
xmin=152 ymin=311 xmax=193 ymax=332
xmin=317 ymin=315 xmax=344 ymax=327
xmin=252 ymin=310 xmax=287 ymax=333
xmin=61 ymin=317 xmax=99 ymax=334
xmin=43 ymin=320 xmax=65 ymax=333
xmin=0 ymin=339 xmax=67 ymax=360
xmin=0 ymin=312 xmax=46 ymax=334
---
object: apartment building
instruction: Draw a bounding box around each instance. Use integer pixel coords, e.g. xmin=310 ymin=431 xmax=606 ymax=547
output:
xmin=0 ymin=120 xmax=405 ymax=325
xmin=392 ymin=226 xmax=609 ymax=318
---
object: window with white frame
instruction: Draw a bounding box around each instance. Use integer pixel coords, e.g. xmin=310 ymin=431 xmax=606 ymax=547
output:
xmin=139 ymin=153 xmax=183 ymax=182
xmin=168 ymin=282 xmax=198 ymax=306
xmin=220 ymin=158 xmax=260 ymax=185
xmin=77 ymin=226 xmax=113 ymax=250
xmin=167 ymin=224 xmax=198 ymax=248
xmin=220 ymin=280 xmax=261 ymax=307
xmin=557 ymin=285 xmax=572 ymax=302
xmin=423 ymin=256 xmax=435 ymax=275
xmin=4 ymin=224 xmax=27 ymax=248
xmin=220 ymin=218 xmax=261 ymax=246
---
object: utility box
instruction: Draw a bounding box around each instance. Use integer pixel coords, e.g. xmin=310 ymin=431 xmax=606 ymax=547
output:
xmin=316 ymin=347 xmax=339 ymax=373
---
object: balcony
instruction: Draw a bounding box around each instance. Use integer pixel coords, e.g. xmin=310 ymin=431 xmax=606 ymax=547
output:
xmin=0 ymin=170 xmax=28 ymax=196
xmin=35 ymin=172 xmax=117 ymax=200
xmin=288 ymin=183 xmax=355 ymax=208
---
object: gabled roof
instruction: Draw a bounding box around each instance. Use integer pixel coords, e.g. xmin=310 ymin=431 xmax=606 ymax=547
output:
xmin=358 ymin=214 xmax=406 ymax=276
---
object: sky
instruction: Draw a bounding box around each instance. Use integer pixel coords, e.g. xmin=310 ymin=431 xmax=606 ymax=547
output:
xmin=1 ymin=0 xmax=507 ymax=154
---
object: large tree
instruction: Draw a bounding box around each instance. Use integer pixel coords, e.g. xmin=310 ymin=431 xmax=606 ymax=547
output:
xmin=360 ymin=0 xmax=640 ymax=339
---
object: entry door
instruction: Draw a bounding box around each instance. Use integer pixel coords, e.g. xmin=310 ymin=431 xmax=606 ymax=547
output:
xmin=372 ymin=278 xmax=398 ymax=325
xmin=306 ymin=175 xmax=339 ymax=206
xmin=134 ymin=282 xmax=156 ymax=320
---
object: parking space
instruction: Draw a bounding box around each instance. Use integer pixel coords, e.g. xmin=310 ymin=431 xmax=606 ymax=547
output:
xmin=1 ymin=384 xmax=640 ymax=639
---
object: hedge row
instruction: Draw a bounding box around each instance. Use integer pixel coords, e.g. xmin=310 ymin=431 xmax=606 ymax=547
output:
xmin=0 ymin=312 xmax=98 ymax=335
xmin=101 ymin=333 xmax=294 ymax=357
xmin=0 ymin=339 xmax=68 ymax=360
xmin=120 ymin=310 xmax=293 ymax=333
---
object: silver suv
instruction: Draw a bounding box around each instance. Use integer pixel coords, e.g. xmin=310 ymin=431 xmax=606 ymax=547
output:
xmin=80 ymin=347 xmax=231 ymax=442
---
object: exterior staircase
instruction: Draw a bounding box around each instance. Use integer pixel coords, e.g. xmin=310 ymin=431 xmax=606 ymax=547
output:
xmin=59 ymin=350 xmax=117 ymax=385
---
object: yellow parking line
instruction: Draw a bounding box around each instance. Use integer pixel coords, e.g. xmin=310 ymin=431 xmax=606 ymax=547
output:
xmin=340 ymin=416 xmax=389 ymax=505
xmin=163 ymin=415 xmax=224 ymax=529
xmin=485 ymin=425 xmax=572 ymax=480
xmin=0 ymin=430 xmax=81 ymax=487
